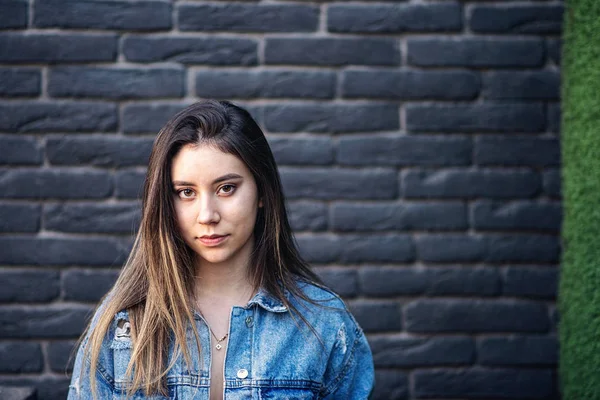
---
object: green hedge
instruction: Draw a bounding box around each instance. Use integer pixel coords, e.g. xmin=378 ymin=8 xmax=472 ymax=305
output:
xmin=559 ymin=0 xmax=600 ymax=398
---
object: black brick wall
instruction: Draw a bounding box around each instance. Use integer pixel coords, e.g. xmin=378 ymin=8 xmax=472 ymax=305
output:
xmin=0 ymin=0 xmax=562 ymax=399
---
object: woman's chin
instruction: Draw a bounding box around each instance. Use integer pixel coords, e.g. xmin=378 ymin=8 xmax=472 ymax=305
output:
xmin=196 ymin=250 xmax=231 ymax=266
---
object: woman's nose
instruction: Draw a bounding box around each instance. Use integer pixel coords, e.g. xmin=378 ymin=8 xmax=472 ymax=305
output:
xmin=196 ymin=195 xmax=219 ymax=224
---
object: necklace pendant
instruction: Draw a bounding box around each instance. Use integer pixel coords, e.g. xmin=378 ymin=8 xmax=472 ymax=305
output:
xmin=215 ymin=343 xmax=223 ymax=350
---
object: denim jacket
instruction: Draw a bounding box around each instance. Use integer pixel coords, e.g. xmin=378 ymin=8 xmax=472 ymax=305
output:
xmin=68 ymin=281 xmax=374 ymax=399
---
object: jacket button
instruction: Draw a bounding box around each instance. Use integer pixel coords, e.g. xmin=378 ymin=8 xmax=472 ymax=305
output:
xmin=245 ymin=316 xmax=254 ymax=327
xmin=237 ymin=369 xmax=248 ymax=379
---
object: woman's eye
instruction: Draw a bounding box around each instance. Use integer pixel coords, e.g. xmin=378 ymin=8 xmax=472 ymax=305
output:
xmin=219 ymin=184 xmax=236 ymax=195
xmin=178 ymin=189 xmax=194 ymax=198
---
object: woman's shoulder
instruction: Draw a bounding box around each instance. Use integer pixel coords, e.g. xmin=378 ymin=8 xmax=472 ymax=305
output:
xmin=294 ymin=279 xmax=347 ymax=308
xmin=289 ymin=279 xmax=360 ymax=327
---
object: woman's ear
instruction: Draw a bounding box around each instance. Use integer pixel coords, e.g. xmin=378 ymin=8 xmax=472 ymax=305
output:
xmin=258 ymin=198 xmax=264 ymax=208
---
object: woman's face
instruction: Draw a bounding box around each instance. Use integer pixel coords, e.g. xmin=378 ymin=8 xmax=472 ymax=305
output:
xmin=171 ymin=143 xmax=261 ymax=269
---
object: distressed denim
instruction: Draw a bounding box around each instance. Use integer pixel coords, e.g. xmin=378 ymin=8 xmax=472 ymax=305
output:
xmin=68 ymin=282 xmax=375 ymax=399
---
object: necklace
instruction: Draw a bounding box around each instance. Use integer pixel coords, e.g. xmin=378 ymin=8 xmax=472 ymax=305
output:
xmin=194 ymin=288 xmax=256 ymax=351
xmin=207 ymin=325 xmax=228 ymax=351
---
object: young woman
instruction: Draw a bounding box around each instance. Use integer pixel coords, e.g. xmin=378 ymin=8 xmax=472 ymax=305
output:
xmin=68 ymin=100 xmax=374 ymax=399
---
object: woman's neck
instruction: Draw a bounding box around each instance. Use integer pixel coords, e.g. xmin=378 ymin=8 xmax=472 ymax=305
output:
xmin=193 ymin=253 xmax=256 ymax=307
xmin=194 ymin=265 xmax=254 ymax=303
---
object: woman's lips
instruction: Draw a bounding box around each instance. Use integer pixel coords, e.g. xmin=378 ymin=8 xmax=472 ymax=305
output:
xmin=197 ymin=235 xmax=229 ymax=246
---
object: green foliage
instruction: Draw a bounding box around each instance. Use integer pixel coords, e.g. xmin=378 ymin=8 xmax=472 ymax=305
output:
xmin=559 ymin=0 xmax=600 ymax=398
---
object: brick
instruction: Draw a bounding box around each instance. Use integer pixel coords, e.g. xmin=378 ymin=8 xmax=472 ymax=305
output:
xmin=296 ymin=234 xmax=341 ymax=264
xmin=428 ymin=267 xmax=500 ymax=296
xmin=504 ymin=267 xmax=558 ymax=299
xmin=48 ymin=341 xmax=76 ymax=373
xmin=0 ymin=270 xmax=59 ymax=302
xmin=48 ymin=67 xmax=184 ymax=99
xmin=0 ymin=305 xmax=93 ymax=338
xmin=360 ymin=267 xmax=500 ymax=297
xmin=0 ymin=102 xmax=117 ymax=133
xmin=265 ymin=38 xmax=399 ymax=66
xmin=548 ymin=103 xmax=560 ymax=133
xmin=0 ymin=342 xmax=43 ymax=373
xmin=0 ymin=136 xmax=42 ymax=165
xmin=332 ymin=202 xmax=467 ymax=231
xmin=286 ymin=201 xmax=328 ymax=232
xmin=0 ymin=33 xmax=117 ymax=63
xmin=115 ymin=169 xmax=145 ymax=199
xmin=122 ymin=103 xmax=188 ymax=134
xmin=408 ymin=38 xmax=544 ymax=68
xmin=370 ymin=336 xmax=474 ymax=367
xmin=328 ymin=3 xmax=461 ymax=33
xmin=339 ymin=234 xmax=414 ymax=263
xmin=297 ymin=233 xmax=414 ymax=265
xmin=0 ymin=204 xmax=40 ymax=233
xmin=0 ymin=237 xmax=130 ymax=266
xmin=342 ymin=70 xmax=479 ymax=100
xmin=63 ymin=270 xmax=119 ymax=302
xmin=0 ymin=169 xmax=112 ymax=199
xmin=416 ymin=235 xmax=486 ymax=263
xmin=0 ymin=377 xmax=68 ymax=400
xmin=348 ymin=300 xmax=402 ymax=332
xmin=280 ymin=167 xmax=397 ymax=200
xmin=338 ymin=135 xmax=471 ymax=166
xmin=0 ymin=69 xmax=40 ymax=97
xmin=487 ymin=235 xmax=560 ymax=263
xmin=196 ymin=70 xmax=335 ymax=100
xmin=0 ymin=386 xmax=37 ymax=400
xmin=475 ymin=136 xmax=560 ymax=166
xmin=414 ymin=368 xmax=554 ymax=399
xmin=264 ymin=104 xmax=398 ymax=133
xmin=371 ymin=370 xmax=408 ymax=400
xmin=45 ymin=202 xmax=140 ymax=234
xmin=179 ymin=4 xmax=317 ymax=32
xmin=142 ymin=103 xmax=263 ymax=134
xmin=0 ymin=0 xmax=27 ymax=29
xmin=406 ymin=299 xmax=549 ymax=333
xmin=479 ymin=335 xmax=557 ymax=366
xmin=314 ymin=267 xmax=357 ymax=298
xmin=543 ymin=168 xmax=561 ymax=198
xmin=404 ymin=169 xmax=540 ymax=199
xmin=35 ymin=0 xmax=171 ymax=30
xmin=470 ymin=5 xmax=563 ymax=34
xmin=123 ymin=36 xmax=258 ymax=65
xmin=360 ymin=268 xmax=428 ymax=297
xmin=269 ymin=137 xmax=333 ymax=166
xmin=46 ymin=136 xmax=153 ymax=167
xmin=473 ymin=201 xmax=561 ymax=232
xmin=406 ymin=104 xmax=545 ymax=133
xmin=548 ymin=39 xmax=561 ymax=65
xmin=483 ymin=71 xmax=560 ymax=100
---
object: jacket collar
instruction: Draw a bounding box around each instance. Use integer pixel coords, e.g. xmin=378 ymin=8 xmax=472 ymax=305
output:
xmin=247 ymin=287 xmax=288 ymax=313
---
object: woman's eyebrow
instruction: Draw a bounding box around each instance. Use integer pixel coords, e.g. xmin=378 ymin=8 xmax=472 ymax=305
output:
xmin=213 ymin=173 xmax=243 ymax=184
xmin=172 ymin=174 xmax=243 ymax=187
xmin=172 ymin=180 xmax=195 ymax=187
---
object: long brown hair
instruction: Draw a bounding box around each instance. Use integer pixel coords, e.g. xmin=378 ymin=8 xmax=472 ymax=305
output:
xmin=82 ymin=100 xmax=322 ymax=397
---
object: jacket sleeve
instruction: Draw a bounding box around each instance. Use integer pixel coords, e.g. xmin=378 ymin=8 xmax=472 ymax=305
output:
xmin=320 ymin=313 xmax=375 ymax=400
xmin=67 ymin=336 xmax=114 ymax=400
